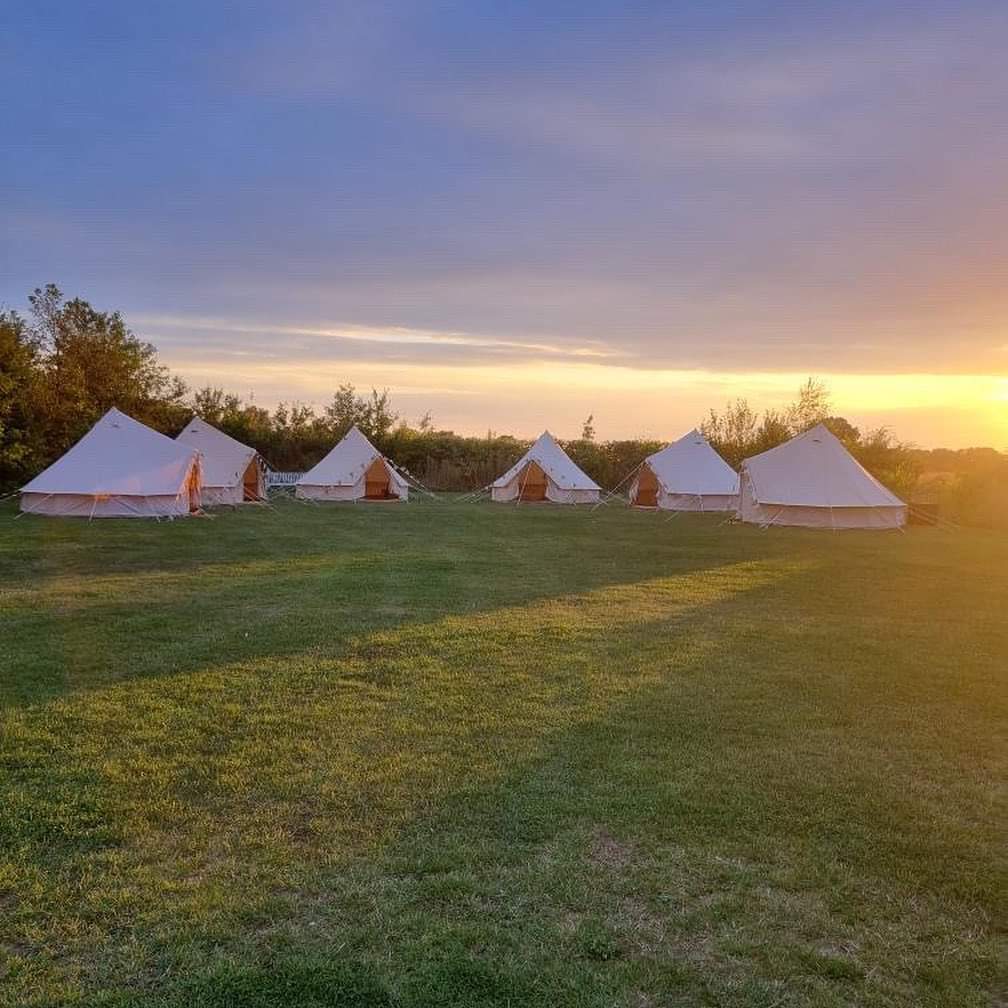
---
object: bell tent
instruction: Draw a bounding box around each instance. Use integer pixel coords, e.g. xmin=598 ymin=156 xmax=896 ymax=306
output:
xmin=629 ymin=429 xmax=738 ymax=511
xmin=176 ymin=417 xmax=265 ymax=505
xmin=20 ymin=408 xmax=202 ymax=518
xmin=737 ymin=423 xmax=906 ymax=529
xmin=491 ymin=431 xmax=600 ymax=504
xmin=296 ymin=425 xmax=410 ymax=502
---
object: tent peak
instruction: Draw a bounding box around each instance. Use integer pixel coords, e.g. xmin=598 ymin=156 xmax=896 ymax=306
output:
xmin=342 ymin=424 xmax=376 ymax=445
xmin=102 ymin=406 xmax=133 ymax=426
xmin=785 ymin=423 xmax=847 ymax=450
xmin=535 ymin=430 xmax=562 ymax=445
xmin=804 ymin=421 xmax=835 ymax=440
xmin=671 ymin=428 xmax=706 ymax=444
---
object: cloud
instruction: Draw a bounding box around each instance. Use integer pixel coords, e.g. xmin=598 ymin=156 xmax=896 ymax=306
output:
xmin=133 ymin=313 xmax=616 ymax=367
xmin=411 ymin=9 xmax=1008 ymax=172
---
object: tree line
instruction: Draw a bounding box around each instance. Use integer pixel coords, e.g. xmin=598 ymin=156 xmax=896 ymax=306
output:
xmin=2 ymin=285 xmax=1004 ymax=525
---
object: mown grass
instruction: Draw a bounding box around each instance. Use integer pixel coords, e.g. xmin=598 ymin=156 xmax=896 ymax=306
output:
xmin=0 ymin=497 xmax=1005 ymax=1007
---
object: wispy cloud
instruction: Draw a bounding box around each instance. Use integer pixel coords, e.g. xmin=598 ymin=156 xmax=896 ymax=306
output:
xmin=133 ymin=314 xmax=615 ymax=361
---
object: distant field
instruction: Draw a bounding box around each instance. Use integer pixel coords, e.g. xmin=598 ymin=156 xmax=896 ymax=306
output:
xmin=1 ymin=497 xmax=1005 ymax=1007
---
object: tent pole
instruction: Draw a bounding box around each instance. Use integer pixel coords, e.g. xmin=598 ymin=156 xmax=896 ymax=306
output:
xmin=466 ymin=484 xmax=492 ymax=503
xmin=593 ymin=462 xmax=641 ymax=512
xmin=386 ymin=454 xmax=442 ymax=502
xmin=15 ymin=491 xmax=58 ymax=517
xmin=907 ymin=502 xmax=958 ymax=531
xmin=515 ymin=459 xmax=532 ymax=506
xmin=760 ymin=506 xmax=785 ymax=530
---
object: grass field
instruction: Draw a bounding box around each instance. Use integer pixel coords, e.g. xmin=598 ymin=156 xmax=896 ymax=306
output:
xmin=1 ymin=497 xmax=1005 ymax=1007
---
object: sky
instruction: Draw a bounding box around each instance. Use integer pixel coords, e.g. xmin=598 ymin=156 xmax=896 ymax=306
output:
xmin=2 ymin=1 xmax=1007 ymax=448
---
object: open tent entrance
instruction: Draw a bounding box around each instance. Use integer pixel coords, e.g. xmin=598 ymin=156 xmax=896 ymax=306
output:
xmin=364 ymin=458 xmax=398 ymax=500
xmin=242 ymin=459 xmax=262 ymax=501
xmin=518 ymin=461 xmax=548 ymax=502
xmin=187 ymin=465 xmax=202 ymax=512
xmin=633 ymin=464 xmax=659 ymax=508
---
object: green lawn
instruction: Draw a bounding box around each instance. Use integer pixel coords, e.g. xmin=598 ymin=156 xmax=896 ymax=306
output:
xmin=1 ymin=497 xmax=1005 ymax=1007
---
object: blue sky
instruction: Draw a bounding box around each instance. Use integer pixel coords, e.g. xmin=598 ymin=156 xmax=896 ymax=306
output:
xmin=3 ymin=2 xmax=1007 ymax=446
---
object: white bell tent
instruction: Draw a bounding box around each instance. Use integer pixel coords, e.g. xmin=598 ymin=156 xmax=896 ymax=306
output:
xmin=20 ymin=408 xmax=202 ymax=518
xmin=296 ymin=425 xmax=410 ymax=502
xmin=629 ymin=429 xmax=738 ymax=511
xmin=737 ymin=423 xmax=907 ymax=529
xmin=491 ymin=431 xmax=600 ymax=504
xmin=176 ymin=417 xmax=265 ymax=505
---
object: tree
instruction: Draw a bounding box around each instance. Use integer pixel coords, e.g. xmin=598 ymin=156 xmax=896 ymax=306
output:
xmin=27 ymin=284 xmax=188 ymax=453
xmin=324 ymin=383 xmax=361 ymax=438
xmin=191 ymin=386 xmax=229 ymax=425
xmin=784 ymin=377 xmax=830 ymax=435
xmin=0 ymin=310 xmax=44 ymax=490
xmin=700 ymin=398 xmax=759 ymax=468
xmin=851 ymin=427 xmax=920 ymax=501
xmin=321 ymin=383 xmax=399 ymax=443
xmin=823 ymin=416 xmax=861 ymax=444
xmin=359 ymin=387 xmax=398 ymax=442
xmin=581 ymin=414 xmax=596 ymax=442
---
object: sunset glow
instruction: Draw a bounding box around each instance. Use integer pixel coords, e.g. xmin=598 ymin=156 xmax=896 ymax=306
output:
xmin=168 ymin=350 xmax=1008 ymax=448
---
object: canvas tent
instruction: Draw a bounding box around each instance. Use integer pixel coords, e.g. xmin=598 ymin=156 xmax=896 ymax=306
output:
xmin=737 ymin=422 xmax=907 ymax=529
xmin=20 ymin=408 xmax=202 ymax=518
xmin=629 ymin=429 xmax=738 ymax=511
xmin=296 ymin=425 xmax=409 ymax=502
xmin=491 ymin=431 xmax=600 ymax=504
xmin=176 ymin=417 xmax=265 ymax=505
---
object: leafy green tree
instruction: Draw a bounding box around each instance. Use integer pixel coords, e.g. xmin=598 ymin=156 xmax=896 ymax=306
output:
xmin=27 ymin=284 xmax=188 ymax=454
xmin=851 ymin=427 xmax=920 ymax=501
xmin=0 ymin=310 xmax=44 ymax=490
xmin=190 ymin=386 xmax=230 ymax=426
xmin=322 ymin=383 xmax=398 ymax=443
xmin=323 ymin=383 xmax=360 ymax=438
xmin=784 ymin=377 xmax=830 ymax=435
xmin=823 ymin=416 xmax=861 ymax=444
xmin=700 ymin=397 xmax=759 ymax=468
xmin=359 ymin=388 xmax=398 ymax=442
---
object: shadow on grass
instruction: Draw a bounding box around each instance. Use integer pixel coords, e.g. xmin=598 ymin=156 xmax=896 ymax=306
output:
xmin=5 ymin=551 xmax=1006 ymax=1006
xmin=1 ymin=497 xmax=802 ymax=710
xmin=3 ymin=560 xmax=788 ymax=1001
